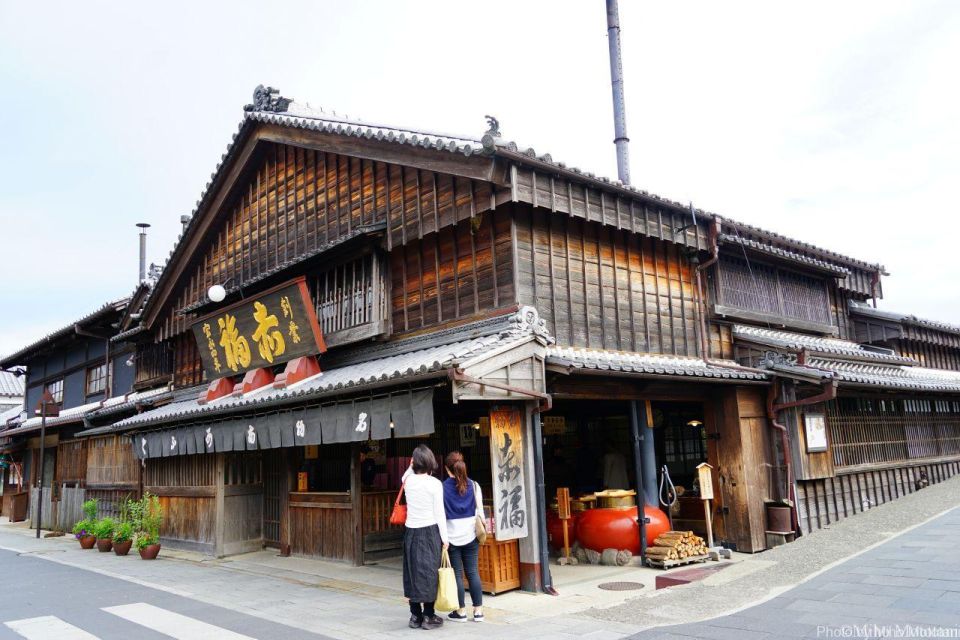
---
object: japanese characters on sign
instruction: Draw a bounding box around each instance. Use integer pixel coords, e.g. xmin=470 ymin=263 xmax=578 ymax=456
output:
xmin=489 ymin=406 xmax=528 ymax=541
xmin=191 ymin=277 xmax=325 ymax=380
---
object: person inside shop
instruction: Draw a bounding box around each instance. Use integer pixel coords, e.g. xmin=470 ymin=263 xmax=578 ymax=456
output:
xmin=441 ymin=451 xmax=484 ymax=623
xmin=359 ymin=444 xmax=378 ymax=488
xmin=601 ymin=440 xmax=629 ymax=490
xmin=401 ymin=445 xmax=448 ymax=630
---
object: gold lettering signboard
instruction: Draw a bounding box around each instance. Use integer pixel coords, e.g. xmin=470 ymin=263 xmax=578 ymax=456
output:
xmin=191 ymin=277 xmax=326 ymax=380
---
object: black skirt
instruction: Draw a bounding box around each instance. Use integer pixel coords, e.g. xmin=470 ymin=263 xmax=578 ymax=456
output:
xmin=402 ymin=524 xmax=442 ymax=602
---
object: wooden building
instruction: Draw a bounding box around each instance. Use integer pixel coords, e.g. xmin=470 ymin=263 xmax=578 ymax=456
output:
xmin=6 ymin=86 xmax=960 ymax=593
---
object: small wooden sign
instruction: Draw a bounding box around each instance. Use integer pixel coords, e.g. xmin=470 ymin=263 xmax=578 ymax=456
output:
xmin=489 ymin=406 xmax=528 ymax=541
xmin=297 ymin=472 xmax=309 ymax=492
xmin=304 ymin=444 xmax=319 ymax=460
xmin=556 ymin=487 xmax=571 ymax=520
xmin=697 ymin=462 xmax=714 ymax=501
xmin=191 ymin=277 xmax=326 ymax=380
xmin=803 ymin=412 xmax=828 ymax=453
xmin=543 ymin=416 xmax=565 ymax=436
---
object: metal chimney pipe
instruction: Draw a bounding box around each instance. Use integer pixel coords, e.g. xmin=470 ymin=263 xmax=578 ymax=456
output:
xmin=606 ymin=0 xmax=631 ymax=185
xmin=136 ymin=223 xmax=151 ymax=282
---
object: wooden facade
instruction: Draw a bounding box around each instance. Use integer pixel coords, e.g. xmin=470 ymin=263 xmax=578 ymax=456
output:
xmin=79 ymin=97 xmax=958 ymax=567
xmin=515 ymin=207 xmax=698 ymax=355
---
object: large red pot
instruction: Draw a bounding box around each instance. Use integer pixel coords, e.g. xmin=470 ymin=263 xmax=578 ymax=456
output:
xmin=576 ymin=505 xmax=671 ymax=553
xmin=546 ymin=511 xmax=579 ymax=551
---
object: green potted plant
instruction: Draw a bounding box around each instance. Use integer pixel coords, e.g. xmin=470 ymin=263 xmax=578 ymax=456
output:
xmin=113 ymin=521 xmax=134 ymax=556
xmin=136 ymin=493 xmax=163 ymax=560
xmin=93 ymin=517 xmax=115 ymax=552
xmin=72 ymin=499 xmax=99 ymax=549
xmin=71 ymin=519 xmax=96 ymax=549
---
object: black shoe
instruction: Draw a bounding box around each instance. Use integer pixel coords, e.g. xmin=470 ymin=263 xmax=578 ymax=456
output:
xmin=421 ymin=615 xmax=444 ymax=630
xmin=447 ymin=611 xmax=468 ymax=623
xmin=409 ymin=615 xmax=423 ymax=629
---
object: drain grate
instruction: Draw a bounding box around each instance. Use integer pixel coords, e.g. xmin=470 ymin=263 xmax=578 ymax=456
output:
xmin=598 ymin=581 xmax=644 ymax=591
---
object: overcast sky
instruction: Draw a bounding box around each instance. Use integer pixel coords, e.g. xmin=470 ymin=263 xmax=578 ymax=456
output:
xmin=1 ymin=0 xmax=958 ymax=357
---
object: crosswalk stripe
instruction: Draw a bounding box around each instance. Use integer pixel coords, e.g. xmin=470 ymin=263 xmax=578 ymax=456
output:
xmin=102 ymin=603 xmax=255 ymax=640
xmin=5 ymin=615 xmax=100 ymax=640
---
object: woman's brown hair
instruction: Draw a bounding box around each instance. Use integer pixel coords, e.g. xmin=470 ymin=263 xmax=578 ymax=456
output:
xmin=445 ymin=451 xmax=469 ymax=495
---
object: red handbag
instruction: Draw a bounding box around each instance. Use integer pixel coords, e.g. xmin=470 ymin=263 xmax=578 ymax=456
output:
xmin=389 ymin=483 xmax=407 ymax=526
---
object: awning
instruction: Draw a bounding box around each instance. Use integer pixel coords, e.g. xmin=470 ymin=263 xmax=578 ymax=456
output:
xmin=131 ymin=388 xmax=434 ymax=460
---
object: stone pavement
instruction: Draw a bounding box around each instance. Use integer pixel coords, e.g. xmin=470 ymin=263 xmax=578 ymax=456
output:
xmin=1 ymin=475 xmax=959 ymax=640
xmin=632 ymin=506 xmax=960 ymax=639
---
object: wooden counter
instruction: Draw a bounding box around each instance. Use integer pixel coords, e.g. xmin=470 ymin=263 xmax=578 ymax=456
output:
xmin=475 ymin=535 xmax=520 ymax=595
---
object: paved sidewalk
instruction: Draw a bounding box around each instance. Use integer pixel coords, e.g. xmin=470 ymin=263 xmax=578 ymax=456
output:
xmin=1 ymin=475 xmax=958 ymax=639
xmin=632 ymin=506 xmax=960 ymax=639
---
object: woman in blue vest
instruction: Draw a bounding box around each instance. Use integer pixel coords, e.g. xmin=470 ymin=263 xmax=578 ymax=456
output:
xmin=442 ymin=451 xmax=484 ymax=622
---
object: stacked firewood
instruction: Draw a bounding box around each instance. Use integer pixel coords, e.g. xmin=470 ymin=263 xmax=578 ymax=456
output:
xmin=645 ymin=531 xmax=708 ymax=561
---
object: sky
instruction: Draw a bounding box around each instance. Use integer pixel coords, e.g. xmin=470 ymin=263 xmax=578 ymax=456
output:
xmin=1 ymin=0 xmax=958 ymax=357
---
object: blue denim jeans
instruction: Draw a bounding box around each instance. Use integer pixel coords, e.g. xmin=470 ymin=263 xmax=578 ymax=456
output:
xmin=447 ymin=538 xmax=482 ymax=608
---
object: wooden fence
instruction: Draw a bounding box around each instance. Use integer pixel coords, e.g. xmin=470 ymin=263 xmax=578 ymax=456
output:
xmin=28 ymin=486 xmax=85 ymax=531
xmin=796 ymin=459 xmax=960 ymax=533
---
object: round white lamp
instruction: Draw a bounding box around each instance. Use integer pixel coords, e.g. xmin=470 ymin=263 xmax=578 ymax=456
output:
xmin=207 ymin=284 xmax=227 ymax=303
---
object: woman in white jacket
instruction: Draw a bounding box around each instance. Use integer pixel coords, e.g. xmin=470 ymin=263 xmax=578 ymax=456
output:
xmin=401 ymin=445 xmax=448 ymax=630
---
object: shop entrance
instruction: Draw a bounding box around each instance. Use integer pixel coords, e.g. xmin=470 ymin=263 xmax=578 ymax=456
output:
xmin=541 ymin=400 xmax=713 ymax=550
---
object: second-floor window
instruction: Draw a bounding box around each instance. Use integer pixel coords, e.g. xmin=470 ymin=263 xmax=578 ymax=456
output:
xmin=717 ymin=255 xmax=832 ymax=326
xmin=46 ymin=379 xmax=63 ymax=404
xmin=86 ymin=363 xmax=110 ymax=395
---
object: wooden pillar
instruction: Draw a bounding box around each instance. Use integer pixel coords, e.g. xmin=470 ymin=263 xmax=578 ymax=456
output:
xmin=280 ymin=449 xmax=292 ymax=556
xmin=214 ymin=453 xmax=225 ymax=558
xmin=350 ymin=442 xmax=363 ymax=566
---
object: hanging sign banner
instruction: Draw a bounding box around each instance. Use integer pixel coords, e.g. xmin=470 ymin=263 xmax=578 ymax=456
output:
xmin=489 ymin=406 xmax=528 ymax=541
xmin=191 ymin=277 xmax=326 ymax=380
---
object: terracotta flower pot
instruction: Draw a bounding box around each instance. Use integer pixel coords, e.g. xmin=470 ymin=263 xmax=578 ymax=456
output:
xmin=96 ymin=538 xmax=113 ymax=553
xmin=139 ymin=543 xmax=161 ymax=560
xmin=79 ymin=535 xmax=96 ymax=550
xmin=113 ymin=540 xmax=133 ymax=556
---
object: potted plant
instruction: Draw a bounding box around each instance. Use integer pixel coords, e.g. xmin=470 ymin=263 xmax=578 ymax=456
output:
xmin=71 ymin=519 xmax=96 ymax=549
xmin=135 ymin=493 xmax=163 ymax=560
xmin=72 ymin=499 xmax=99 ymax=549
xmin=113 ymin=521 xmax=134 ymax=556
xmin=94 ymin=517 xmax=115 ymax=552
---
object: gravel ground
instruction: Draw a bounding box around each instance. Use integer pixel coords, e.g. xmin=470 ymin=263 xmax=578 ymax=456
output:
xmin=584 ymin=474 xmax=960 ymax=630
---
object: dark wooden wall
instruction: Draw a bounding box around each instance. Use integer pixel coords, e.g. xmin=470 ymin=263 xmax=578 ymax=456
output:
xmin=144 ymin=455 xmax=217 ymax=549
xmin=85 ymin=434 xmax=141 ymax=519
xmin=895 ymin=339 xmax=960 ymax=371
xmin=797 ymin=460 xmax=960 ymax=533
xmin=515 ymin=207 xmax=698 ymax=355
xmin=157 ymin=142 xmax=494 ymax=343
xmin=390 ymin=210 xmax=515 ymax=335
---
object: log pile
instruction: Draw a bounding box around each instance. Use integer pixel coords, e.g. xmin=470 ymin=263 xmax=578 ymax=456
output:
xmin=645 ymin=531 xmax=708 ymax=561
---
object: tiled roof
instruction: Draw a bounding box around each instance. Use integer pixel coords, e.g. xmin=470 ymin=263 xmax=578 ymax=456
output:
xmin=719 ymin=234 xmax=851 ymax=277
xmin=545 ymin=346 xmax=767 ymax=381
xmin=0 ymin=371 xmax=24 ymax=398
xmin=141 ymin=88 xmax=886 ymax=326
xmin=2 ymin=399 xmax=105 ymax=435
xmin=719 ymin=217 xmax=886 ymax=275
xmin=86 ymin=386 xmax=174 ymax=421
xmin=0 ymin=298 xmax=129 ymax=368
xmin=733 ymin=325 xmax=915 ymax=365
xmin=0 ymin=405 xmax=22 ymax=427
xmin=806 ymin=358 xmax=960 ymax=394
xmin=849 ymin=301 xmax=960 ymax=338
xmin=111 ymin=307 xmax=552 ymax=431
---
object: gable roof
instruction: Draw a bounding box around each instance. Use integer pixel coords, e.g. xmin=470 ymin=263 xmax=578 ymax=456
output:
xmin=138 ymin=86 xmax=888 ymax=333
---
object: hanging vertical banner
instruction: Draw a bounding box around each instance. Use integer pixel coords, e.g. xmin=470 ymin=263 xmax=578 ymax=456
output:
xmin=489 ymin=406 xmax=528 ymax=541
